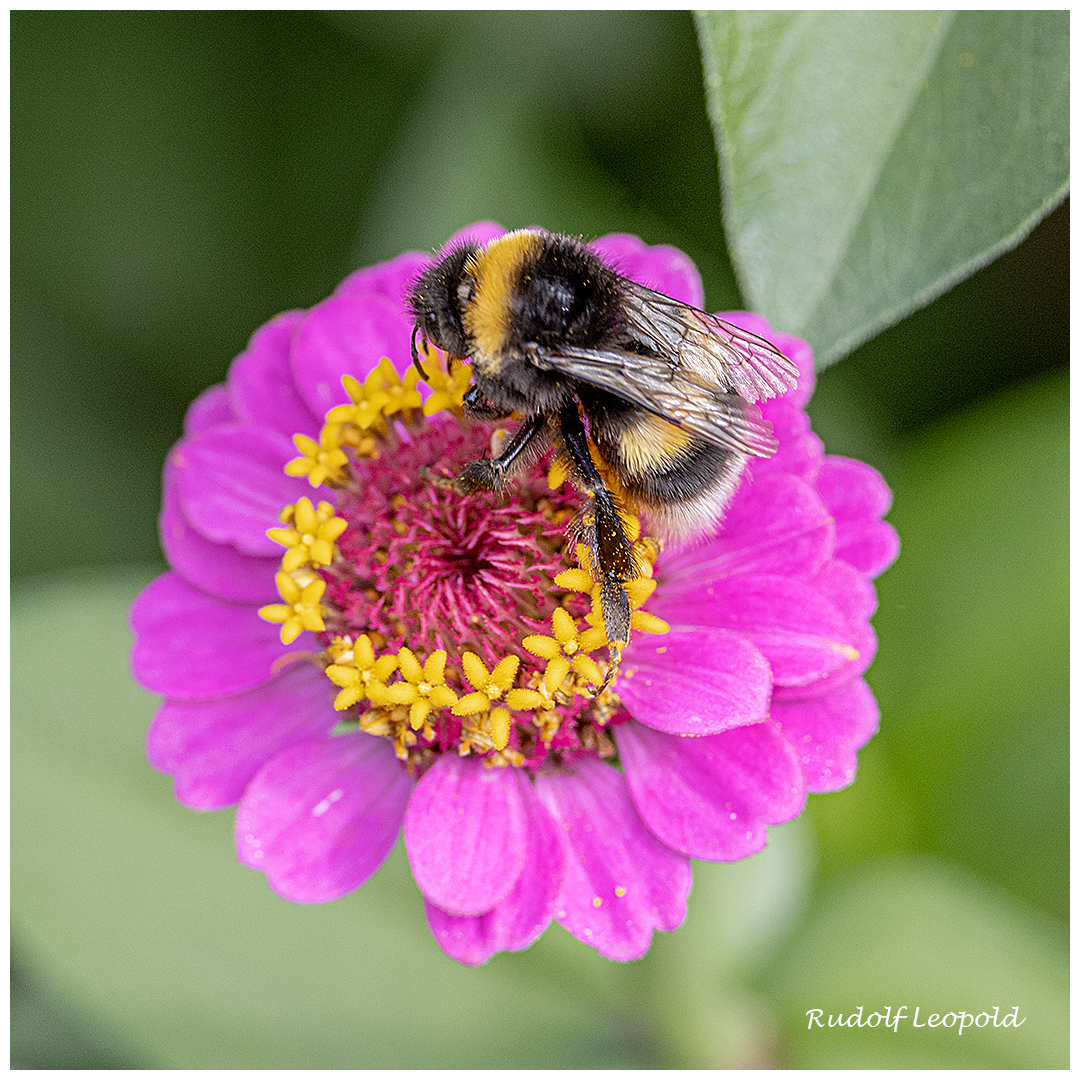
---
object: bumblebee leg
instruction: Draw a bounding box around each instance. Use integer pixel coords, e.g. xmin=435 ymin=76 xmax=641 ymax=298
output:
xmin=461 ymin=384 xmax=511 ymax=421
xmin=425 ymin=414 xmax=546 ymax=495
xmin=558 ymin=402 xmax=637 ymax=682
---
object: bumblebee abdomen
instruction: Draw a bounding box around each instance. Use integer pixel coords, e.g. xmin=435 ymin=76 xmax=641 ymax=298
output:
xmin=613 ymin=411 xmax=696 ymax=477
xmin=597 ymin=409 xmax=746 ymax=540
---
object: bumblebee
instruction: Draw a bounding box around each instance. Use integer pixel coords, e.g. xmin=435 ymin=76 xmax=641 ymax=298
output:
xmin=408 ymin=229 xmax=798 ymax=679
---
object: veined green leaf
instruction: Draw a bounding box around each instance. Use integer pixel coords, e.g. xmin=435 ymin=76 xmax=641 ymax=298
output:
xmin=696 ymin=10 xmax=1068 ymax=364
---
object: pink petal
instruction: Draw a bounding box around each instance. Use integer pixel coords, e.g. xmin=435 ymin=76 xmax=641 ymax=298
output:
xmin=235 ymin=733 xmax=412 ymax=903
xmin=618 ymin=627 xmax=771 ymax=736
xmin=658 ymin=472 xmax=834 ymax=585
xmin=782 ymin=558 xmax=881 ymax=699
xmin=404 ymin=753 xmax=527 ymax=917
xmin=652 ymin=574 xmax=859 ymax=688
xmin=334 ymin=250 xmax=432 ymax=305
xmin=815 ymin=456 xmax=899 ymax=576
xmin=442 ymin=221 xmax=506 ymax=250
xmin=290 ymin=292 xmax=417 ymax=420
xmin=810 ymin=557 xmax=878 ymax=623
xmin=752 ymin=399 xmax=824 ymax=482
xmin=147 ymin=661 xmax=338 ymax=810
xmin=772 ymin=618 xmax=877 ymax=703
xmin=837 ymin=519 xmax=900 ymax=579
xmin=817 ymin=455 xmax=893 ymax=519
xmin=170 ymin=424 xmax=311 ymax=557
xmin=535 ymin=758 xmax=691 ymax=961
xmin=130 ymin=572 xmax=300 ymax=700
xmin=159 ymin=458 xmax=279 ymax=604
xmin=772 ymin=677 xmax=880 ymax=792
xmin=423 ymin=775 xmax=565 ymax=964
xmin=184 ymin=384 xmax=235 ymax=434
xmin=618 ymin=720 xmax=805 ymax=860
xmin=591 ymin=233 xmax=704 ymax=306
xmin=227 ymin=310 xmax=321 ymax=439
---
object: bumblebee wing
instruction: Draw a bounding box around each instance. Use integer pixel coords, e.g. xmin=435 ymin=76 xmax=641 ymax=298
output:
xmin=543 ymin=344 xmax=778 ymax=457
xmin=620 ymin=282 xmax=799 ymax=403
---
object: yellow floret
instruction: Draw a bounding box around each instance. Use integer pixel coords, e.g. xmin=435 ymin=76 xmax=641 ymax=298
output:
xmin=259 ymin=571 xmax=327 ymax=644
xmin=267 ymin=498 xmax=347 ymax=572
xmin=284 ymin=430 xmax=348 ymax=488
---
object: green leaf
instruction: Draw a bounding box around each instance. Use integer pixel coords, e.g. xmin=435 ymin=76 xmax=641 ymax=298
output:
xmin=696 ymin=10 xmax=1068 ymax=364
xmin=761 ymin=858 xmax=1068 ymax=1068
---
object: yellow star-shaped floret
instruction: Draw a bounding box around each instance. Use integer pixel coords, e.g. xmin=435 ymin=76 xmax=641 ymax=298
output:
xmin=324 ymin=634 xmax=399 ymax=711
xmin=520 ymin=607 xmax=606 ymax=689
xmin=267 ymin=498 xmax=348 ymax=572
xmin=259 ymin=571 xmax=327 ymax=644
xmin=284 ymin=427 xmax=348 ymax=488
xmin=452 ymin=652 xmax=520 ymax=752
xmin=453 ymin=652 xmax=520 ymax=712
xmin=374 ymin=357 xmax=423 ymax=419
xmin=380 ymin=647 xmax=459 ymax=730
xmin=505 ymin=657 xmax=571 ymax=712
xmin=553 ymin=567 xmax=594 ymax=593
xmin=326 ymin=372 xmax=392 ymax=432
xmin=420 ymin=351 xmax=472 ymax=417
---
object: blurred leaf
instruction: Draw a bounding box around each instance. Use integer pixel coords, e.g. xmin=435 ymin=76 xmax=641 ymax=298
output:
xmin=638 ymin=821 xmax=817 ymax=1068
xmin=810 ymin=370 xmax=1068 ymax=920
xmin=696 ymin=10 xmax=1069 ymax=363
xmin=807 ymin=199 xmax=1068 ymax=456
xmin=11 ymin=11 xmax=416 ymax=355
xmin=11 ymin=949 xmax=143 ymax=1069
xmin=348 ymin=11 xmax=741 ymax=307
xmin=762 ymin=858 xmax=1068 ymax=1068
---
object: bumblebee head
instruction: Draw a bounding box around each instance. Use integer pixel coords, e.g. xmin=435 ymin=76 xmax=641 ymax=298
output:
xmin=408 ymin=243 xmax=477 ymax=374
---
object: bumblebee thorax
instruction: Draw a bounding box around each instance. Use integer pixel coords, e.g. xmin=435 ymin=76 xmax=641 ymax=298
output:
xmin=462 ymin=230 xmax=623 ymax=370
xmin=462 ymin=230 xmax=541 ymax=364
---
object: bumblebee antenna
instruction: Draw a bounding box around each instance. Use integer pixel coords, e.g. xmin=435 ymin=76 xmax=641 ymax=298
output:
xmin=410 ymin=324 xmax=431 ymax=381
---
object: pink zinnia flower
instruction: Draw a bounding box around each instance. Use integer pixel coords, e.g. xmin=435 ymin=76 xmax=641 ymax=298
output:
xmin=130 ymin=223 xmax=898 ymax=964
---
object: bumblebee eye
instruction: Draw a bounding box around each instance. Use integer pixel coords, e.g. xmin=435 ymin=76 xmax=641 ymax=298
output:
xmin=456 ymin=279 xmax=474 ymax=310
xmin=425 ymin=310 xmax=440 ymax=338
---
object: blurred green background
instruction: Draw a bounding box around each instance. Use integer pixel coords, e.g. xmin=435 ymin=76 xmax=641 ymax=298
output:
xmin=11 ymin=11 xmax=1067 ymax=1069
